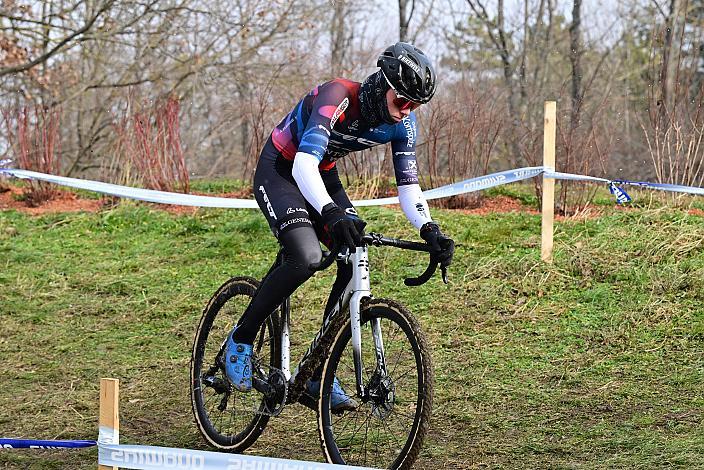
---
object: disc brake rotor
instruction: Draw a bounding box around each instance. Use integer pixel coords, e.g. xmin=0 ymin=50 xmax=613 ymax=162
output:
xmin=368 ymin=372 xmax=395 ymax=419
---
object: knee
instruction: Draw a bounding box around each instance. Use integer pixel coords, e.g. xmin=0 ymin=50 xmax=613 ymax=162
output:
xmin=283 ymin=246 xmax=322 ymax=281
xmin=297 ymin=248 xmax=323 ymax=270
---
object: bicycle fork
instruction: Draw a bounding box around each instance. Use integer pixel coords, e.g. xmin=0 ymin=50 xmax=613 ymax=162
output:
xmin=349 ymin=246 xmax=387 ymax=399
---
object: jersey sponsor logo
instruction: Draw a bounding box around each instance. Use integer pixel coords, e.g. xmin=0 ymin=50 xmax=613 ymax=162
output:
xmin=402 ymin=117 xmax=415 ymax=147
xmin=397 ymin=177 xmax=418 ymax=185
xmin=258 ymin=185 xmax=276 ymax=220
xmin=329 ymin=129 xmax=381 ymax=147
xmin=279 ymin=217 xmax=312 ymax=231
xmin=344 ymin=207 xmax=358 ymax=216
xmin=349 ymin=119 xmax=359 ymax=130
xmin=330 ymin=97 xmax=349 ymax=129
xmin=415 ymin=202 xmax=428 ymax=218
xmin=394 ymin=151 xmax=416 ymax=156
xmin=317 ymin=124 xmax=331 ymax=136
xmin=280 ymin=112 xmax=295 ymax=132
xmin=400 ymin=55 xmax=421 ymax=73
xmin=325 ymin=148 xmax=348 ymax=159
xmin=407 ymin=160 xmax=417 ymax=171
xmin=286 ymin=207 xmax=309 ymax=215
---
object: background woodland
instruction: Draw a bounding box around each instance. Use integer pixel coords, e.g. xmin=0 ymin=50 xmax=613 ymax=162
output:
xmin=2 ymin=0 xmax=704 ymax=211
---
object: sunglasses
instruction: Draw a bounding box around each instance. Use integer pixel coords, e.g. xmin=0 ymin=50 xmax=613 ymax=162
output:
xmin=391 ymin=92 xmax=421 ymax=111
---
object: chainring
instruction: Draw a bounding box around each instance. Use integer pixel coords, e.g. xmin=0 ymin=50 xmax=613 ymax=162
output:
xmin=256 ymin=367 xmax=288 ymax=417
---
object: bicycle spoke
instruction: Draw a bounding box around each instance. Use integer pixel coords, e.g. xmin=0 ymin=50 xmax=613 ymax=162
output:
xmin=362 ymin=409 xmax=370 ymax=465
xmin=391 ymin=365 xmax=418 ymax=387
xmin=339 ymin=412 xmax=371 ymax=453
xmin=320 ymin=303 xmax=430 ymax=470
xmin=381 ymin=416 xmax=404 ymax=453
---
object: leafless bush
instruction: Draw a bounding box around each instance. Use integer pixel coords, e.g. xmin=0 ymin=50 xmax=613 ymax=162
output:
xmin=108 ymin=95 xmax=189 ymax=193
xmin=417 ymin=81 xmax=503 ymax=208
xmin=239 ymin=68 xmax=288 ymax=184
xmin=339 ymin=146 xmax=393 ymax=201
xmin=2 ymin=106 xmax=62 ymax=206
xmin=641 ymin=76 xmax=704 ymax=189
xmin=555 ymin=98 xmax=613 ymax=214
xmin=640 ymin=7 xmax=704 ymax=192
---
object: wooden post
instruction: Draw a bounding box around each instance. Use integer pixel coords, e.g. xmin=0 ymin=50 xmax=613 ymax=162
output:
xmin=541 ymin=101 xmax=557 ymax=262
xmin=98 ymin=378 xmax=119 ymax=470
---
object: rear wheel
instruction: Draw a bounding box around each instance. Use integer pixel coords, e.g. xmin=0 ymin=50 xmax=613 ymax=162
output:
xmin=190 ymin=277 xmax=281 ymax=451
xmin=318 ymin=299 xmax=433 ymax=469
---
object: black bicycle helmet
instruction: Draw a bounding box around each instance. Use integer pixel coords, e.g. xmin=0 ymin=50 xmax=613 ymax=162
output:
xmin=377 ymin=42 xmax=436 ymax=104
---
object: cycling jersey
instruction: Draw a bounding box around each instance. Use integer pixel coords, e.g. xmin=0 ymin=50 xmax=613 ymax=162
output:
xmin=267 ymin=78 xmax=433 ymax=230
xmin=271 ymin=78 xmax=420 ymax=187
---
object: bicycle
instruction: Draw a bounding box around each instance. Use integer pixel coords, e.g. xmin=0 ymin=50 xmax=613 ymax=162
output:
xmin=190 ymin=232 xmax=448 ymax=469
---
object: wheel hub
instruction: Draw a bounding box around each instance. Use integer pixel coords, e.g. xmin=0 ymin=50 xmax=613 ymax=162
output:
xmin=367 ymin=371 xmax=395 ymax=419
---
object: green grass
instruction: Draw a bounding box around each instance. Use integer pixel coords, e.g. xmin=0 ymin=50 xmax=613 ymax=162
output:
xmin=0 ymin=200 xmax=703 ymax=469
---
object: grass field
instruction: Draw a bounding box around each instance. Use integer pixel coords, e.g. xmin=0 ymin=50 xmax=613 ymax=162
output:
xmin=0 ymin=193 xmax=703 ymax=469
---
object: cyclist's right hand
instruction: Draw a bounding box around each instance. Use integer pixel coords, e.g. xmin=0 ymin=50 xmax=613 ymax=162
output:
xmin=321 ymin=203 xmax=366 ymax=251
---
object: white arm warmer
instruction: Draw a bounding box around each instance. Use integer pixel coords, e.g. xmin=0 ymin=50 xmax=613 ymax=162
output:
xmin=398 ymin=184 xmax=433 ymax=229
xmin=292 ymin=151 xmax=334 ymax=214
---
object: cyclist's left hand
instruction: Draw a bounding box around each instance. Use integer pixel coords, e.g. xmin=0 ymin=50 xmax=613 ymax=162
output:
xmin=420 ymin=222 xmax=454 ymax=267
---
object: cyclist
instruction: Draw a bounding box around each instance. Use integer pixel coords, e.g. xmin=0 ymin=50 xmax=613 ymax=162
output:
xmin=224 ymin=42 xmax=455 ymax=413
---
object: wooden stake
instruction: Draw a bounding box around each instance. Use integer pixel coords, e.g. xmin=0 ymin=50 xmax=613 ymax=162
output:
xmin=541 ymin=101 xmax=557 ymax=262
xmin=98 ymin=378 xmax=119 ymax=470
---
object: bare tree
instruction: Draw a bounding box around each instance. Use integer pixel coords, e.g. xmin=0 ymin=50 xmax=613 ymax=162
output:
xmin=569 ymin=0 xmax=583 ymax=130
xmin=330 ymin=1 xmax=351 ymax=75
xmin=399 ymin=0 xmax=415 ymax=42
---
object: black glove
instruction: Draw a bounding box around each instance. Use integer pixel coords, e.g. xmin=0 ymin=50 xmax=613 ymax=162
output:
xmin=420 ymin=222 xmax=455 ymax=267
xmin=321 ymin=203 xmax=367 ymax=251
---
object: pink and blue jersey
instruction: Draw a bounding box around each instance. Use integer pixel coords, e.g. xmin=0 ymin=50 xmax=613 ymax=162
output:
xmin=271 ymin=78 xmax=420 ymax=186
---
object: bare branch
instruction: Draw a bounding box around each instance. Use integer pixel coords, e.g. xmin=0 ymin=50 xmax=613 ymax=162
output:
xmin=0 ymin=0 xmax=116 ymax=78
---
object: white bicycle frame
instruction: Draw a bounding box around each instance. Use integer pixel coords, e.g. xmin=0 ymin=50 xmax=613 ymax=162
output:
xmin=283 ymin=245 xmax=388 ymax=398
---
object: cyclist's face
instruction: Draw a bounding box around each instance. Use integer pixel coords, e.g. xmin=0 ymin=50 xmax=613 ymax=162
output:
xmin=386 ymin=88 xmax=421 ymax=122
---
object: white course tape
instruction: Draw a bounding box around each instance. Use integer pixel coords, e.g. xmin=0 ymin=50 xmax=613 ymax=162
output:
xmin=420 ymin=166 xmax=545 ymax=200
xmin=543 ymin=170 xmax=609 ymax=184
xmin=0 ymin=169 xmax=259 ymax=208
xmin=96 ymin=427 xmax=377 ymax=470
xmin=98 ymin=425 xmax=119 ymax=445
xmin=98 ymin=444 xmax=380 ymax=470
xmin=0 ymin=166 xmax=547 ymax=208
xmin=5 ymin=166 xmax=704 ymax=209
xmin=98 ymin=443 xmax=378 ymax=470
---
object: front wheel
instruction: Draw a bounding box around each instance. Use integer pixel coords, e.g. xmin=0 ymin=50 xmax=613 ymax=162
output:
xmin=318 ymin=299 xmax=434 ymax=469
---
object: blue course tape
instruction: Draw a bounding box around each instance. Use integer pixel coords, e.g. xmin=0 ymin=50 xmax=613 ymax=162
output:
xmin=0 ymin=438 xmax=96 ymax=449
xmin=613 ymin=179 xmax=704 ymax=196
